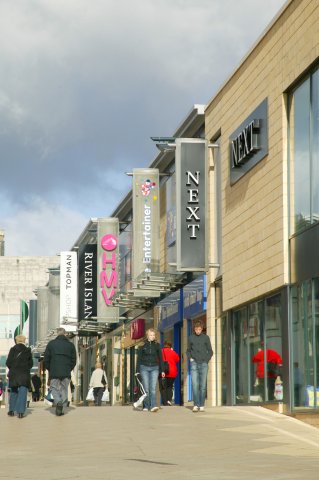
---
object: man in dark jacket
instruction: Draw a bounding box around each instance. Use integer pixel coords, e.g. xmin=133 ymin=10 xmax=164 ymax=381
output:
xmin=186 ymin=320 xmax=213 ymax=412
xmin=44 ymin=328 xmax=76 ymax=416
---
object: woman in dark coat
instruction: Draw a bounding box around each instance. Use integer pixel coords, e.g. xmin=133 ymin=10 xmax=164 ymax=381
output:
xmin=6 ymin=335 xmax=33 ymax=418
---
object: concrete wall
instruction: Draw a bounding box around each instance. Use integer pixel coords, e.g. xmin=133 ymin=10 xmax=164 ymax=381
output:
xmin=0 ymin=256 xmax=59 ymax=316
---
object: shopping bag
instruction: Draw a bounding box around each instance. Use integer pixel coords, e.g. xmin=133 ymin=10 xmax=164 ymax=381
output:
xmin=102 ymin=389 xmax=110 ymax=402
xmin=133 ymin=374 xmax=147 ymax=409
xmin=45 ymin=389 xmax=54 ymax=403
xmin=44 ymin=389 xmax=54 ymax=405
xmin=86 ymin=387 xmax=94 ymax=401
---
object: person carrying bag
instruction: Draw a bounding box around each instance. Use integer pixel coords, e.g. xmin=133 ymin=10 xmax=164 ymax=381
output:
xmin=88 ymin=362 xmax=107 ymax=406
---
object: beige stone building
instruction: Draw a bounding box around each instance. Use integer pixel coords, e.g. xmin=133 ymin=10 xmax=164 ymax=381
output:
xmin=206 ymin=0 xmax=319 ymax=412
xmin=0 ymin=254 xmax=59 ymax=379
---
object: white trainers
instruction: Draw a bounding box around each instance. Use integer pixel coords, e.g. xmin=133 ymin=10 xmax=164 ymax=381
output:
xmin=142 ymin=408 xmax=148 ymax=411
xmin=199 ymin=407 xmax=205 ymax=412
xmin=193 ymin=406 xmax=199 ymax=412
xmin=150 ymin=407 xmax=159 ymax=412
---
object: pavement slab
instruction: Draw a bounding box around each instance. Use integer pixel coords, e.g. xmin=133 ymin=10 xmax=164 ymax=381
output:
xmin=1 ymin=404 xmax=319 ymax=479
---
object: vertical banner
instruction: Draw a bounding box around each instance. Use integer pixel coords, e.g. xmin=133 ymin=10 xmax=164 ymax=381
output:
xmin=60 ymin=251 xmax=78 ymax=331
xmin=78 ymin=244 xmax=97 ymax=321
xmin=97 ymin=218 xmax=119 ymax=323
xmin=29 ymin=299 xmax=37 ymax=348
xmin=132 ymin=168 xmax=160 ymax=278
xmin=176 ymin=139 xmax=208 ymax=271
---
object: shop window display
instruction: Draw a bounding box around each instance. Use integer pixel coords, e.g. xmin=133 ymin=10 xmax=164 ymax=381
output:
xmin=233 ymin=294 xmax=283 ymax=404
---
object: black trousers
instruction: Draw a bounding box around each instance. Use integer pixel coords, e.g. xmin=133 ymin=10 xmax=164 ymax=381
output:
xmin=93 ymin=387 xmax=104 ymax=406
xmin=159 ymin=377 xmax=175 ymax=405
xmin=257 ymin=377 xmax=276 ymax=401
xmin=32 ymin=391 xmax=40 ymax=402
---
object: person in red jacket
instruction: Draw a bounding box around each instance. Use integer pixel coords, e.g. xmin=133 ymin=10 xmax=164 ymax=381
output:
xmin=252 ymin=341 xmax=282 ymax=401
xmin=159 ymin=341 xmax=180 ymax=406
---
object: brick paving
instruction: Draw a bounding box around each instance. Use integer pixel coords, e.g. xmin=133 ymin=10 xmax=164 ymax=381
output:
xmin=1 ymin=403 xmax=319 ymax=479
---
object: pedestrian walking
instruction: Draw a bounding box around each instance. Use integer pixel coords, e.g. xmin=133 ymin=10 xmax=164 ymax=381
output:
xmin=89 ymin=362 xmax=107 ymax=406
xmin=6 ymin=335 xmax=33 ymax=418
xmin=31 ymin=373 xmax=42 ymax=401
xmin=186 ymin=320 xmax=213 ymax=412
xmin=136 ymin=328 xmax=165 ymax=412
xmin=44 ymin=328 xmax=76 ymax=416
xmin=159 ymin=341 xmax=180 ymax=406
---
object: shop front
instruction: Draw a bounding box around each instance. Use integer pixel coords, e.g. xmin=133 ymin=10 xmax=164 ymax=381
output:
xmin=157 ymin=275 xmax=207 ymax=405
xmin=204 ymin=0 xmax=319 ymax=413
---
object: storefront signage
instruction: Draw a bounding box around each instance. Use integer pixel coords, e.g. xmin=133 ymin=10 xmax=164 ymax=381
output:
xmin=231 ymin=120 xmax=260 ymax=167
xmin=132 ymin=169 xmax=160 ymax=278
xmin=97 ymin=218 xmax=119 ymax=323
xmin=60 ymin=251 xmax=78 ymax=331
xmin=229 ymin=98 xmax=268 ymax=184
xmin=78 ymin=244 xmax=97 ymax=321
xmin=176 ymin=139 xmax=207 ymax=271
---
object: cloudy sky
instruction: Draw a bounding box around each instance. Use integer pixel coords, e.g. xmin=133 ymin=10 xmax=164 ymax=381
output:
xmin=0 ymin=0 xmax=287 ymax=256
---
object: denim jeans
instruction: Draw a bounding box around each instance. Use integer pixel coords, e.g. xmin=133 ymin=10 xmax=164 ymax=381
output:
xmin=140 ymin=365 xmax=159 ymax=410
xmin=9 ymin=386 xmax=28 ymax=414
xmin=190 ymin=361 xmax=208 ymax=407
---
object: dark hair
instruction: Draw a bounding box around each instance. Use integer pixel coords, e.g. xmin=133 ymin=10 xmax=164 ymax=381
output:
xmin=194 ymin=320 xmax=203 ymax=329
xmin=164 ymin=341 xmax=172 ymax=348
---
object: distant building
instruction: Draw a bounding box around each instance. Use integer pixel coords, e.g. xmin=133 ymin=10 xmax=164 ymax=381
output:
xmin=0 ymin=255 xmax=59 ymax=378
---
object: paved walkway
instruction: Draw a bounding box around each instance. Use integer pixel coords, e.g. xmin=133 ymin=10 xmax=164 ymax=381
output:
xmin=1 ymin=403 xmax=319 ymax=479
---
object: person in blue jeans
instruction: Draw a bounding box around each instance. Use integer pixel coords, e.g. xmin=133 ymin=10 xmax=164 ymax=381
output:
xmin=6 ymin=335 xmax=33 ymax=418
xmin=187 ymin=320 xmax=213 ymax=412
xmin=136 ymin=328 xmax=165 ymax=412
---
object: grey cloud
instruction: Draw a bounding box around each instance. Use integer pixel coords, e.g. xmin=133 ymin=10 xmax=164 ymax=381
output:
xmin=0 ymin=0 xmax=287 ymax=253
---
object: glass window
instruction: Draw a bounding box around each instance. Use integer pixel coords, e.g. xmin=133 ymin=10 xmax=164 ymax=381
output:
xmin=291 ymin=280 xmax=316 ymax=408
xmin=249 ymin=301 xmax=263 ymax=402
xmin=233 ymin=308 xmax=249 ymax=404
xmin=233 ymin=293 xmax=283 ymax=405
xmin=312 ymin=70 xmax=319 ymax=222
xmin=289 ymin=66 xmax=319 ymax=234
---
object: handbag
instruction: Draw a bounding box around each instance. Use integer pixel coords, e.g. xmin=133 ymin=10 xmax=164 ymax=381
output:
xmin=86 ymin=387 xmax=94 ymax=401
xmin=102 ymin=389 xmax=110 ymax=402
xmin=44 ymin=389 xmax=54 ymax=404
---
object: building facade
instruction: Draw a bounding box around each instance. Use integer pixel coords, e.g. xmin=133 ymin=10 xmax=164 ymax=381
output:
xmin=206 ymin=0 xmax=319 ymax=412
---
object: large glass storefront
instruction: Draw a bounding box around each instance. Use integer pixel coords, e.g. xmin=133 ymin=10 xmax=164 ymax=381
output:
xmin=291 ymin=279 xmax=319 ymax=409
xmin=233 ymin=293 xmax=283 ymax=404
xmin=288 ymin=62 xmax=319 ymax=410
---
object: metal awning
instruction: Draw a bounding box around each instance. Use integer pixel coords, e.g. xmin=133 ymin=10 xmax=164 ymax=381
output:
xmin=111 ymin=272 xmax=186 ymax=309
xmin=111 ymin=289 xmax=154 ymax=309
xmin=134 ymin=271 xmax=186 ymax=294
